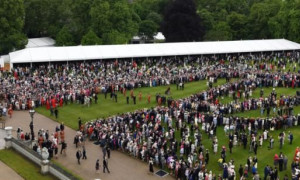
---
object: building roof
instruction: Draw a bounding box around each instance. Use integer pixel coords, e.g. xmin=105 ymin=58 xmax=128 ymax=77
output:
xmin=10 ymin=39 xmax=300 ymax=63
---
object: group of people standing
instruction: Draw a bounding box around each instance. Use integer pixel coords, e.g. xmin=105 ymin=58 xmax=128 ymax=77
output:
xmin=3 ymin=51 xmax=300 ymax=179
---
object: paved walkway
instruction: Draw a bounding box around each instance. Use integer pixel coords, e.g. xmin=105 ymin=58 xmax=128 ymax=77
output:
xmin=0 ymin=160 xmax=24 ymax=180
xmin=5 ymin=111 xmax=173 ymax=180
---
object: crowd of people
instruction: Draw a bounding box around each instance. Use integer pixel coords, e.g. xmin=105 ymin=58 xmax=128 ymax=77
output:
xmin=2 ymin=52 xmax=300 ymax=179
xmin=16 ymin=122 xmax=67 ymax=160
xmin=0 ymin=57 xmax=232 ymax=111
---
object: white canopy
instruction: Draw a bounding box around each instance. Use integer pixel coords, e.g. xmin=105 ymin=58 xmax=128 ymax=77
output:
xmin=9 ymin=39 xmax=300 ymax=63
xmin=25 ymin=37 xmax=55 ymax=48
xmin=154 ymin=32 xmax=165 ymax=40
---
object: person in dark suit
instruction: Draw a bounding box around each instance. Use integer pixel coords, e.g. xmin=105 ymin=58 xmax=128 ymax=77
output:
xmin=82 ymin=146 xmax=87 ymax=159
xmin=76 ymin=150 xmax=82 ymax=164
xmin=54 ymin=108 xmax=58 ymax=119
xmin=103 ymin=157 xmax=110 ymax=173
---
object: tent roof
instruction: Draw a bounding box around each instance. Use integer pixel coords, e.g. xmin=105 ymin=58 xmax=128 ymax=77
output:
xmin=25 ymin=37 xmax=55 ymax=48
xmin=154 ymin=32 xmax=165 ymax=40
xmin=10 ymin=39 xmax=300 ymax=63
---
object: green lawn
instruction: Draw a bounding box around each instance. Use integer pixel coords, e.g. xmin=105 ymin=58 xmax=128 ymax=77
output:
xmin=249 ymin=60 xmax=300 ymax=73
xmin=220 ymin=87 xmax=299 ymax=104
xmin=36 ymin=79 xmax=228 ymax=129
xmin=0 ymin=149 xmax=57 ymax=180
xmin=198 ymin=126 xmax=299 ymax=179
xmin=220 ymin=87 xmax=300 ymax=118
xmin=234 ymin=106 xmax=300 ymax=118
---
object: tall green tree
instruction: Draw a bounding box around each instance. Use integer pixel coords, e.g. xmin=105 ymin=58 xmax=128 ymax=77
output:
xmin=90 ymin=0 xmax=111 ymax=36
xmin=248 ymin=1 xmax=281 ymax=39
xmin=139 ymin=20 xmax=159 ymax=40
xmin=146 ymin=12 xmax=162 ymax=26
xmin=71 ymin=0 xmax=93 ymax=43
xmin=55 ymin=26 xmax=75 ymax=46
xmin=102 ymin=30 xmax=128 ymax=44
xmin=0 ymin=0 xmax=27 ymax=55
xmin=204 ymin=21 xmax=232 ymax=41
xmin=24 ymin=0 xmax=50 ymax=37
xmin=162 ymin=0 xmax=204 ymax=42
xmin=227 ymin=12 xmax=248 ymax=40
xmin=81 ymin=30 xmax=102 ymax=45
xmin=90 ymin=0 xmax=139 ymax=44
xmin=288 ymin=8 xmax=300 ymax=42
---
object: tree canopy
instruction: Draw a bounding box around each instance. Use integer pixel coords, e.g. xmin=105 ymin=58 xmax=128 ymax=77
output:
xmin=162 ymin=0 xmax=205 ymax=42
xmin=0 ymin=0 xmax=27 ymax=55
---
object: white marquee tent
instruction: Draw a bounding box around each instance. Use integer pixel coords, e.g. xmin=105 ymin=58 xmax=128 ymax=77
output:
xmin=25 ymin=37 xmax=55 ymax=48
xmin=9 ymin=39 xmax=300 ymax=64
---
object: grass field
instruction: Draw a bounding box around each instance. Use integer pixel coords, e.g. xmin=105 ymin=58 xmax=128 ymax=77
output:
xmin=249 ymin=61 xmax=300 ymax=73
xmin=233 ymin=106 xmax=300 ymax=118
xmin=220 ymin=87 xmax=300 ymax=104
xmin=220 ymin=87 xmax=300 ymax=118
xmin=36 ymin=79 xmax=227 ymax=129
xmin=0 ymin=149 xmax=57 ymax=180
xmin=194 ymin=126 xmax=299 ymax=179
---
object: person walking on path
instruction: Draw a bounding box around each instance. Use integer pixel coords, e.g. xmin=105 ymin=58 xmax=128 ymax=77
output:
xmin=95 ymin=159 xmax=100 ymax=174
xmin=76 ymin=150 xmax=82 ymax=164
xmin=103 ymin=157 xmax=110 ymax=173
xmin=102 ymin=145 xmax=107 ymax=159
xmin=82 ymin=146 xmax=87 ymax=160
xmin=149 ymin=158 xmax=154 ymax=173
xmin=106 ymin=146 xmax=111 ymax=159
xmin=60 ymin=141 xmax=67 ymax=155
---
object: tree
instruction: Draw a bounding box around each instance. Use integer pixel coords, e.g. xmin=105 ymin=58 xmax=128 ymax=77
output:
xmin=197 ymin=9 xmax=214 ymax=33
xmin=90 ymin=0 xmax=139 ymax=44
xmin=227 ymin=12 xmax=248 ymax=40
xmin=268 ymin=10 xmax=288 ymax=39
xmin=24 ymin=0 xmax=50 ymax=37
xmin=102 ymin=30 xmax=128 ymax=44
xmin=162 ymin=0 xmax=204 ymax=42
xmin=0 ymin=0 xmax=27 ymax=55
xmin=288 ymin=9 xmax=300 ymax=42
xmin=71 ymin=0 xmax=93 ymax=43
xmin=55 ymin=26 xmax=75 ymax=46
xmin=248 ymin=1 xmax=281 ymax=39
xmin=146 ymin=12 xmax=162 ymax=26
xmin=90 ymin=0 xmax=111 ymax=36
xmin=204 ymin=21 xmax=232 ymax=41
xmin=81 ymin=30 xmax=102 ymax=45
xmin=139 ymin=20 xmax=159 ymax=40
